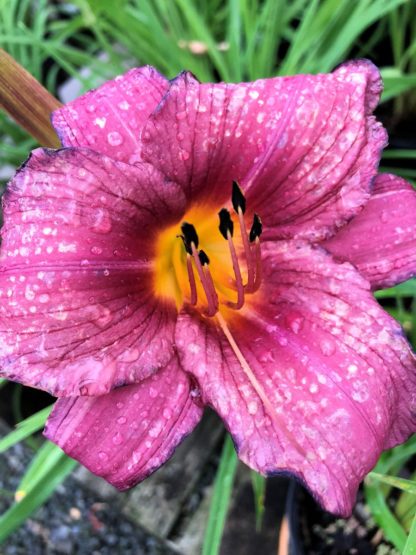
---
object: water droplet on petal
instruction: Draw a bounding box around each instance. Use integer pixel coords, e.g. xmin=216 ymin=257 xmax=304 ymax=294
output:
xmin=380 ymin=210 xmax=389 ymax=223
xmin=320 ymin=338 xmax=336 ymax=356
xmin=94 ymin=305 xmax=112 ymax=327
xmin=162 ymin=408 xmax=172 ymax=419
xmin=91 ymin=245 xmax=103 ymax=255
xmin=107 ymin=131 xmax=123 ymax=146
xmin=117 ymin=416 xmax=127 ymax=425
xmin=98 ymin=451 xmax=109 ymax=462
xmin=149 ymin=387 xmax=158 ymax=399
xmin=179 ymin=150 xmax=190 ymax=161
xmin=286 ymin=313 xmax=305 ymax=334
xmin=92 ymin=208 xmax=112 ymax=234
xmin=112 ymin=432 xmax=123 ymax=445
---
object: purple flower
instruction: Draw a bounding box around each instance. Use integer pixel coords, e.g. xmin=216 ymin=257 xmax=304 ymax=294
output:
xmin=1 ymin=60 xmax=416 ymax=516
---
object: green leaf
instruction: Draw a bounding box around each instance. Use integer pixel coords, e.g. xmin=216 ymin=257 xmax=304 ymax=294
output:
xmin=403 ymin=511 xmax=416 ymax=555
xmin=364 ymin=478 xmax=407 ymax=551
xmin=250 ymin=470 xmax=266 ymax=531
xmin=375 ymin=279 xmax=416 ymax=299
xmin=382 ymin=149 xmax=416 ymax=160
xmin=202 ymin=434 xmax=238 ymax=555
xmin=0 ymin=441 xmax=77 ymax=544
xmin=0 ymin=405 xmax=52 ymax=454
xmin=381 ymin=68 xmax=416 ymax=102
xmin=368 ymin=472 xmax=416 ymax=495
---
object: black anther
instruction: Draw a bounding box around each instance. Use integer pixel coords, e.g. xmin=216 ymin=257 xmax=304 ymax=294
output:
xmin=249 ymin=214 xmax=262 ymax=242
xmin=218 ymin=208 xmax=234 ymax=239
xmin=232 ymin=181 xmax=246 ymax=214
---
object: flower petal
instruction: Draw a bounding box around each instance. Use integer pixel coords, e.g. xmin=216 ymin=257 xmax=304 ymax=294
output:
xmin=323 ymin=173 xmax=416 ymax=289
xmin=142 ymin=60 xmax=386 ymax=241
xmin=0 ymin=148 xmax=185 ymax=396
xmin=44 ymin=359 xmax=203 ymax=489
xmin=176 ymin=242 xmax=416 ymax=515
xmin=52 ymin=66 xmax=168 ymax=165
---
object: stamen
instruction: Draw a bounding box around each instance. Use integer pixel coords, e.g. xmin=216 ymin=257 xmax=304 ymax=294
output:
xmin=190 ymin=242 xmax=218 ymax=317
xmin=249 ymin=213 xmax=263 ymax=292
xmin=186 ymin=253 xmax=197 ymax=305
xmin=252 ymin=237 xmax=262 ymax=292
xmin=218 ymin=209 xmax=244 ymax=310
xmin=175 ymin=198 xmax=263 ymax=315
xmin=199 ymin=249 xmax=219 ymax=313
xmin=231 ymin=182 xmax=255 ymax=291
xmin=238 ymin=211 xmax=256 ymax=292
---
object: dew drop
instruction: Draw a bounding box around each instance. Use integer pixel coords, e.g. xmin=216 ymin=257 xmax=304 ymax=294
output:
xmin=286 ymin=313 xmax=305 ymax=334
xmin=380 ymin=210 xmax=389 ymax=223
xmin=94 ymin=305 xmax=112 ymax=327
xmin=190 ymin=386 xmax=201 ymax=399
xmin=320 ymin=338 xmax=336 ymax=357
xmin=149 ymin=387 xmax=158 ymax=399
xmin=179 ymin=150 xmax=190 ymax=161
xmin=92 ymin=208 xmax=112 ymax=234
xmin=107 ymin=131 xmax=123 ymax=146
xmin=117 ymin=416 xmax=127 ymax=425
xmin=91 ymin=245 xmax=103 ymax=255
xmin=112 ymin=432 xmax=123 ymax=445
xmin=98 ymin=451 xmax=109 ymax=462
xmin=162 ymin=408 xmax=172 ymax=419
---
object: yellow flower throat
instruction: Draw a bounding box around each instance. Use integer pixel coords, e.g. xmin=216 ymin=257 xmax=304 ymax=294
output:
xmin=153 ymin=182 xmax=263 ymax=316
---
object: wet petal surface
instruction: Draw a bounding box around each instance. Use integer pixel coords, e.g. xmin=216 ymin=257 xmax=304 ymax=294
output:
xmin=324 ymin=173 xmax=416 ymax=289
xmin=45 ymin=359 xmax=203 ymax=488
xmin=52 ymin=66 xmax=168 ymax=164
xmin=0 ymin=148 xmax=185 ymax=396
xmin=176 ymin=242 xmax=416 ymax=515
xmin=142 ymin=60 xmax=386 ymax=241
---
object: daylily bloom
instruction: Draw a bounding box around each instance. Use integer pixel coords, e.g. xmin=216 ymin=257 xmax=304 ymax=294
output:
xmin=1 ymin=60 xmax=416 ymax=517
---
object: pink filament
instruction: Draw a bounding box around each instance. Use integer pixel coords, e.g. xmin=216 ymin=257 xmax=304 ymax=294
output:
xmin=252 ymin=238 xmax=262 ymax=292
xmin=237 ymin=208 xmax=255 ymax=291
xmin=226 ymin=231 xmax=245 ymax=310
xmin=186 ymin=254 xmax=197 ymax=305
xmin=190 ymin=243 xmax=218 ymax=316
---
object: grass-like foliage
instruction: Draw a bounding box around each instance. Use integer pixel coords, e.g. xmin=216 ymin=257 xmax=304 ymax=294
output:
xmin=0 ymin=0 xmax=416 ymax=552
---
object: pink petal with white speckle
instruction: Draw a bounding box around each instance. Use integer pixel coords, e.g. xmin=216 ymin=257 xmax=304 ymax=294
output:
xmin=0 ymin=148 xmax=186 ymax=396
xmin=142 ymin=60 xmax=386 ymax=241
xmin=52 ymin=66 xmax=168 ymax=165
xmin=323 ymin=173 xmax=416 ymax=289
xmin=44 ymin=359 xmax=203 ymax=488
xmin=176 ymin=242 xmax=416 ymax=516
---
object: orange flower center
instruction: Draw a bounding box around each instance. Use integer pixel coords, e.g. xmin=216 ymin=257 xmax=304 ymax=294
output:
xmin=153 ymin=182 xmax=262 ymax=316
